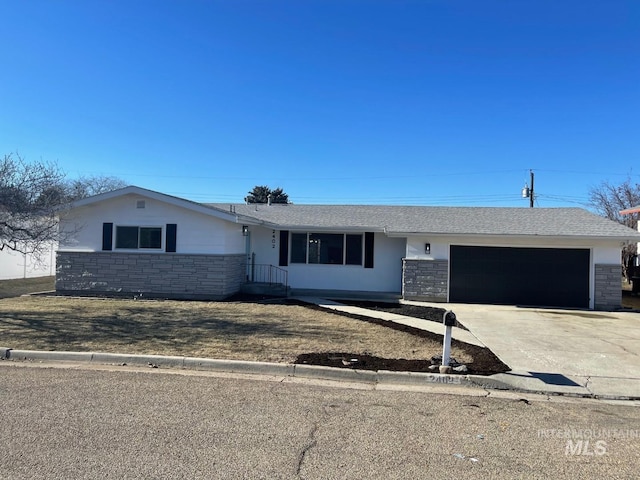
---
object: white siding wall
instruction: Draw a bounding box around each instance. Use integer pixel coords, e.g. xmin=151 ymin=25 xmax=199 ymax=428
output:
xmin=249 ymin=226 xmax=280 ymax=266
xmin=248 ymin=227 xmax=405 ymax=292
xmin=59 ymin=194 xmax=245 ymax=254
xmin=592 ymin=245 xmax=622 ymax=264
xmin=406 ymin=235 xmax=621 ymax=262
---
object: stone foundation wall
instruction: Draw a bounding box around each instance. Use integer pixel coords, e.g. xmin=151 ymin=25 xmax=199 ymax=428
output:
xmin=56 ymin=252 xmax=246 ymax=300
xmin=402 ymin=259 xmax=449 ymax=302
xmin=594 ymin=263 xmax=622 ymax=310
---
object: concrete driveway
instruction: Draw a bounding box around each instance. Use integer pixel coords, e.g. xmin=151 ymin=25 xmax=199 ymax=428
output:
xmin=448 ymin=303 xmax=640 ymax=398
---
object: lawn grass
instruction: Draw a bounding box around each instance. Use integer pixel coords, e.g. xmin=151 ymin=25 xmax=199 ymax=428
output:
xmin=0 ymin=276 xmax=55 ymax=299
xmin=0 ymin=295 xmax=474 ymax=365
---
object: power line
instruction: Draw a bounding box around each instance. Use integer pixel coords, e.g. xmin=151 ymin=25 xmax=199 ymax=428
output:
xmin=67 ymin=166 xmax=640 ymax=182
xmin=174 ymin=189 xmax=588 ymax=207
xmin=66 ymin=168 xmax=529 ymax=182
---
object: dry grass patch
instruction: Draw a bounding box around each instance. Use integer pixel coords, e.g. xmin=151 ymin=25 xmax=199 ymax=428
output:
xmin=0 ymin=276 xmax=55 ymax=299
xmin=0 ymin=296 xmax=473 ymax=364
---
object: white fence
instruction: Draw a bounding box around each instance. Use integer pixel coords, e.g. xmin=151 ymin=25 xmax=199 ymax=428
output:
xmin=0 ymin=243 xmax=56 ymax=280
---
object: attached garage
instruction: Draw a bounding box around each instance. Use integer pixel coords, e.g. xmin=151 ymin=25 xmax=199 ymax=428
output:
xmin=449 ymin=245 xmax=590 ymax=308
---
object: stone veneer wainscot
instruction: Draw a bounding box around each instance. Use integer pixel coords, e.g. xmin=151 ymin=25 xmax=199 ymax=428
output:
xmin=402 ymin=258 xmax=449 ymax=302
xmin=56 ymin=251 xmax=246 ymax=300
xmin=594 ymin=264 xmax=622 ymax=310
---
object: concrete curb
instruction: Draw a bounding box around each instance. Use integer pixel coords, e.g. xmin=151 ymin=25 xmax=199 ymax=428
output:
xmin=2 ymin=348 xmax=637 ymax=400
xmin=1 ymin=348 xmax=476 ymax=387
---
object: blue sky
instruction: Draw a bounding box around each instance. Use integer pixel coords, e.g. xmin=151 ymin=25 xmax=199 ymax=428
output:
xmin=1 ymin=1 xmax=638 ymax=207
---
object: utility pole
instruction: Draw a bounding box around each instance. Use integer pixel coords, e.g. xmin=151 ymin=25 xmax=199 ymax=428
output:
xmin=521 ymin=170 xmax=535 ymax=208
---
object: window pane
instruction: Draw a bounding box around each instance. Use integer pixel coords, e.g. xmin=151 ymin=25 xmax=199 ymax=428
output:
xmin=291 ymin=233 xmax=307 ymax=263
xmin=140 ymin=227 xmax=162 ymax=249
xmin=116 ymin=226 xmax=139 ymax=249
xmin=346 ymin=234 xmax=363 ymax=265
xmin=309 ymin=233 xmax=343 ymax=264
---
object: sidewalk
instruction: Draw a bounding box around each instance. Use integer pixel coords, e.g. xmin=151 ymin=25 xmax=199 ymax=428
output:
xmin=293 ymin=297 xmax=485 ymax=346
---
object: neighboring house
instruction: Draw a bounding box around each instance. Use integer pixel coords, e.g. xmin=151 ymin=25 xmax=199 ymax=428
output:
xmin=56 ymin=186 xmax=640 ymax=310
xmin=0 ymin=243 xmax=56 ymax=280
xmin=619 ymin=205 xmax=640 ymax=284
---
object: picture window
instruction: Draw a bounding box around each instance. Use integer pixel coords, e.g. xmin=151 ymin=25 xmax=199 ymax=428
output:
xmin=290 ymin=233 xmax=363 ymax=265
xmin=115 ymin=226 xmax=162 ymax=249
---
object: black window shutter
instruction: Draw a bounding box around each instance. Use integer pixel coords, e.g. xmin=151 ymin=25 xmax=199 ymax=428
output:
xmin=102 ymin=223 xmax=113 ymax=251
xmin=364 ymin=232 xmax=374 ymax=268
xmin=166 ymin=224 xmax=177 ymax=252
xmin=279 ymin=230 xmax=289 ymax=266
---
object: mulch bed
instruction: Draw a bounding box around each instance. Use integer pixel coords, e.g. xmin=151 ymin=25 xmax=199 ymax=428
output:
xmin=295 ymin=350 xmax=506 ymax=375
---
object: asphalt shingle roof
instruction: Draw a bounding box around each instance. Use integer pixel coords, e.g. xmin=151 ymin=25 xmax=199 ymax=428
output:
xmin=207 ymin=203 xmax=640 ymax=239
xmin=71 ymin=187 xmax=639 ymax=240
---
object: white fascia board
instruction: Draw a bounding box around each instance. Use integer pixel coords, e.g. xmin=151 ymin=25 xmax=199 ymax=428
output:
xmin=264 ymin=225 xmax=385 ymax=233
xmin=234 ymin=214 xmax=263 ymax=226
xmin=68 ymin=185 xmax=150 ymax=208
xmin=386 ymin=231 xmax=640 ymax=242
xmin=67 ymin=185 xmax=255 ymax=224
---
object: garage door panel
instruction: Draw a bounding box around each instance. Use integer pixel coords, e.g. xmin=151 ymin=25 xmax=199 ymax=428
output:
xmin=450 ymin=246 xmax=589 ymax=308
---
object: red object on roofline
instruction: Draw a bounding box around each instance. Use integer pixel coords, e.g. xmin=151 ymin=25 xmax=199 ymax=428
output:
xmin=620 ymin=206 xmax=640 ymax=215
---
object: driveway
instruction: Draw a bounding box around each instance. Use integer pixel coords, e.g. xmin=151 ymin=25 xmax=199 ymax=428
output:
xmin=446 ymin=303 xmax=640 ymax=398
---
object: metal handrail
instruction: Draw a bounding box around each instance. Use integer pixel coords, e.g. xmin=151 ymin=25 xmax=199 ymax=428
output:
xmin=249 ymin=263 xmax=288 ymax=288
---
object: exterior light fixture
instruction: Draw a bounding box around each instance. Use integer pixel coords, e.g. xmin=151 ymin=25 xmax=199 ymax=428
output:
xmin=425 ymin=243 xmax=431 ymax=254
xmin=242 ymin=225 xmax=249 ymax=236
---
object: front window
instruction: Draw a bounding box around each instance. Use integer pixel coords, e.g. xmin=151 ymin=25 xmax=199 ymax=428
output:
xmin=291 ymin=233 xmax=308 ymax=263
xmin=291 ymin=233 xmax=363 ymax=265
xmin=116 ymin=226 xmax=162 ymax=249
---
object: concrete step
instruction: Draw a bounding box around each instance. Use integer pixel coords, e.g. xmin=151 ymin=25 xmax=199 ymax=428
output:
xmin=241 ymin=283 xmax=288 ymax=297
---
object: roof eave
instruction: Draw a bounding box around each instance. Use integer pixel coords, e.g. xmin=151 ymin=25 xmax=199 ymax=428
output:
xmin=259 ymin=224 xmax=386 ymax=233
xmin=386 ymin=231 xmax=640 ymax=242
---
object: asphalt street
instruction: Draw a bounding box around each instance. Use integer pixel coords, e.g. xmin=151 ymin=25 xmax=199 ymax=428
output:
xmin=1 ymin=363 xmax=639 ymax=479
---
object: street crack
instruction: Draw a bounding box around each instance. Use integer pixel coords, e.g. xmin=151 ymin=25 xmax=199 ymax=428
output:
xmin=296 ymin=423 xmax=318 ymax=476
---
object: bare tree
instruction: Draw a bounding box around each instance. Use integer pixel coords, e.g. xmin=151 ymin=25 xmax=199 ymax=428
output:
xmin=67 ymin=175 xmax=127 ymax=200
xmin=0 ymin=153 xmax=126 ymax=257
xmin=244 ymin=185 xmax=289 ymax=204
xmin=589 ymin=176 xmax=640 ymax=280
xmin=0 ymin=153 xmax=66 ymax=256
xmin=589 ymin=177 xmax=640 ymax=228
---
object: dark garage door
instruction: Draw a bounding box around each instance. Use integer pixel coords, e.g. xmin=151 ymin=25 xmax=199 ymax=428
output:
xmin=450 ymin=246 xmax=590 ymax=308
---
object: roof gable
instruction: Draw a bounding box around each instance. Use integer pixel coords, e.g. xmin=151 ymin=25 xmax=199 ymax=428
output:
xmin=68 ymin=186 xmax=251 ymax=224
